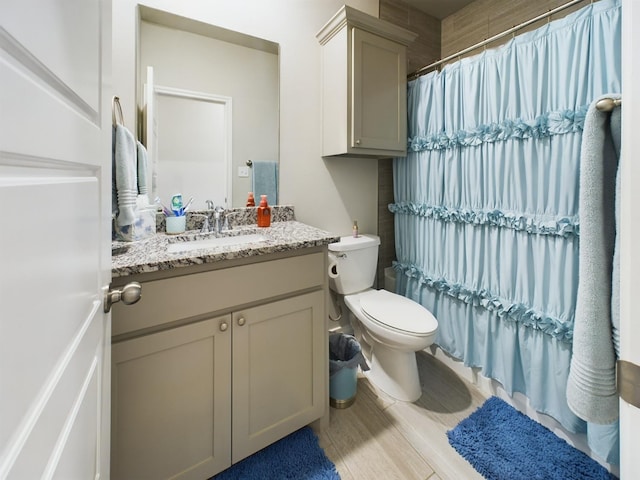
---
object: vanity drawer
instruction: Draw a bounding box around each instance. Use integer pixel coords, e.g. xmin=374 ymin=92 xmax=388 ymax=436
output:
xmin=112 ymin=252 xmax=325 ymax=337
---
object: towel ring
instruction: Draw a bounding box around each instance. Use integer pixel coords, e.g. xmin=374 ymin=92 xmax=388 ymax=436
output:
xmin=112 ymin=96 xmax=125 ymax=126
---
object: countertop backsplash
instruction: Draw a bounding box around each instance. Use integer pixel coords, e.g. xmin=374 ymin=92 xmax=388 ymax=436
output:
xmin=156 ymin=205 xmax=295 ymax=232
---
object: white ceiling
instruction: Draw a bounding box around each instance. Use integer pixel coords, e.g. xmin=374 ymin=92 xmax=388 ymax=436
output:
xmin=401 ymin=0 xmax=477 ymax=20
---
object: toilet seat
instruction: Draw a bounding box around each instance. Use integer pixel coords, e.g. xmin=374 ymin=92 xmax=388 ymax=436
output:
xmin=359 ymin=290 xmax=437 ymax=336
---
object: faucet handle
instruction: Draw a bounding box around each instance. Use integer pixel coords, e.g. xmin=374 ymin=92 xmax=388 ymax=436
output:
xmin=223 ymin=211 xmax=238 ymax=231
xmin=190 ymin=213 xmax=209 ymax=233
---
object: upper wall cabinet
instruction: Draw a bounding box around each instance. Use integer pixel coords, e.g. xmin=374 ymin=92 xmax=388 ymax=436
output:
xmin=317 ymin=6 xmax=416 ymax=158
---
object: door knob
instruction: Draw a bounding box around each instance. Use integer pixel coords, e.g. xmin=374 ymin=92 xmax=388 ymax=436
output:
xmin=104 ymin=282 xmax=142 ymax=313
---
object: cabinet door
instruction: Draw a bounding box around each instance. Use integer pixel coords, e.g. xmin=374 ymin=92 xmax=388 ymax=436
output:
xmin=351 ymin=27 xmax=407 ymax=153
xmin=231 ymin=291 xmax=326 ymax=463
xmin=111 ymin=316 xmax=232 ymax=480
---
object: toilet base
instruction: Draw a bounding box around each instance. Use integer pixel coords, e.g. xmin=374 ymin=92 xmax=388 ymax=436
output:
xmin=366 ymin=341 xmax=422 ymax=402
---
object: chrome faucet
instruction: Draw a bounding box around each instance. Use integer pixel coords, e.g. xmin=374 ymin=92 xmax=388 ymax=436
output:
xmin=213 ymin=206 xmax=225 ymax=234
xmin=205 ymin=199 xmax=215 ymax=210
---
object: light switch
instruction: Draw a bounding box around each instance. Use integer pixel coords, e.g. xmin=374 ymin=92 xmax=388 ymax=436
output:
xmin=238 ymin=166 xmax=250 ymax=177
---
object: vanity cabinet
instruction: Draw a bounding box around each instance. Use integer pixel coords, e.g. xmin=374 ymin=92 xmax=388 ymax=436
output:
xmin=317 ymin=6 xmax=416 ymax=158
xmin=110 ymin=251 xmax=328 ymax=480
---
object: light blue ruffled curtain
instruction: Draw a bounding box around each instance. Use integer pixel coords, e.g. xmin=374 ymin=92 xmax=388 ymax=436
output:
xmin=391 ymin=0 xmax=621 ymax=464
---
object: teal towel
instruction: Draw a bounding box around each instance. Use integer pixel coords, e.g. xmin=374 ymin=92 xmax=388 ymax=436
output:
xmin=566 ymin=94 xmax=621 ymax=424
xmin=252 ymin=161 xmax=278 ymax=205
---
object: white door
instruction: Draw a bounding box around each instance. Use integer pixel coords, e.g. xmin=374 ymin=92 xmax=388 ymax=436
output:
xmin=0 ymin=1 xmax=112 ymax=479
xmin=620 ymin=1 xmax=640 ymax=477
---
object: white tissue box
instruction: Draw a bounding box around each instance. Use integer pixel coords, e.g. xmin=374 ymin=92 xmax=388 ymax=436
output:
xmin=114 ymin=207 xmax=157 ymax=242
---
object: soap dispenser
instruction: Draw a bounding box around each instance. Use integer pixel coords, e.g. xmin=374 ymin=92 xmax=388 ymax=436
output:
xmin=246 ymin=192 xmax=255 ymax=207
xmin=257 ymin=195 xmax=271 ymax=227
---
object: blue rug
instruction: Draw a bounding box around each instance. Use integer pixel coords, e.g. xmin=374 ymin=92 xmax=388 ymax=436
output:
xmin=447 ymin=396 xmax=616 ymax=480
xmin=212 ymin=427 xmax=340 ymax=480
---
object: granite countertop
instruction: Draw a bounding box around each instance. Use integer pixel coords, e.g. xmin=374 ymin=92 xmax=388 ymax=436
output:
xmin=112 ymin=220 xmax=339 ymax=278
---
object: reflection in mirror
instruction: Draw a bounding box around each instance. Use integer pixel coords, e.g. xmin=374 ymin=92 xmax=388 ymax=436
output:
xmin=153 ymin=85 xmax=231 ymax=209
xmin=138 ymin=6 xmax=279 ymax=209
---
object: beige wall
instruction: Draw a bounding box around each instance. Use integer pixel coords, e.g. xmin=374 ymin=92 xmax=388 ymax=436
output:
xmin=113 ymin=0 xmax=380 ymax=236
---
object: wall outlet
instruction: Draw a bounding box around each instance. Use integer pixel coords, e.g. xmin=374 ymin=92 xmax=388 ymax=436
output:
xmin=238 ymin=166 xmax=250 ymax=177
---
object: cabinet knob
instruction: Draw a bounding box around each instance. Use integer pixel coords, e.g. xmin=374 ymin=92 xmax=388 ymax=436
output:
xmin=237 ymin=317 xmax=246 ymax=326
xmin=220 ymin=321 xmax=229 ymax=332
xmin=355 ymin=139 xmax=361 ymax=145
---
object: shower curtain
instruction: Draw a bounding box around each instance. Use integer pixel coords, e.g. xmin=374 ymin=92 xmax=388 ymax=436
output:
xmin=391 ymin=0 xmax=621 ymax=463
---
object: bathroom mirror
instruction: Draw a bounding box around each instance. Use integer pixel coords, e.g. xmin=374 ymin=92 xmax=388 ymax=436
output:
xmin=137 ymin=6 xmax=279 ymax=209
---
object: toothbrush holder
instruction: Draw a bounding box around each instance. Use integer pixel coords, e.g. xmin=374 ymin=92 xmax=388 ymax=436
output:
xmin=166 ymin=215 xmax=186 ymax=234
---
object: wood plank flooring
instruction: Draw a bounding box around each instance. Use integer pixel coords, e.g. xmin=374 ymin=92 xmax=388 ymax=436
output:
xmin=316 ymin=351 xmax=487 ymax=480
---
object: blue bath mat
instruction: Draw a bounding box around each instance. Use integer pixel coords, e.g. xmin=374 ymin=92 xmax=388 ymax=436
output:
xmin=447 ymin=396 xmax=616 ymax=480
xmin=212 ymin=426 xmax=340 ymax=480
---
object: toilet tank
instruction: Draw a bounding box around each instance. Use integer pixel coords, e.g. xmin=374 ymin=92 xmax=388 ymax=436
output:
xmin=328 ymin=234 xmax=381 ymax=294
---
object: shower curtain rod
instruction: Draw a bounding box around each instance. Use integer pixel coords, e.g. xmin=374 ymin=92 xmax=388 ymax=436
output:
xmin=408 ymin=0 xmax=588 ymax=80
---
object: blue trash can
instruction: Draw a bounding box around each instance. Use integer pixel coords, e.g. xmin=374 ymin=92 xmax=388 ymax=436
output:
xmin=329 ymin=333 xmax=369 ymax=408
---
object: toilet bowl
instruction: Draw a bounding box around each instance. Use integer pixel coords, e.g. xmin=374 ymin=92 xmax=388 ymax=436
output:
xmin=328 ymin=235 xmax=438 ymax=402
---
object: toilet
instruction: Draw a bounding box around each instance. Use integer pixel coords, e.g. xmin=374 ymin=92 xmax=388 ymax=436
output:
xmin=328 ymin=234 xmax=438 ymax=402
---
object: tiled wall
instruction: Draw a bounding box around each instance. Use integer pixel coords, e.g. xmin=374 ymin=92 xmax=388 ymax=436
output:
xmin=379 ymin=0 xmax=441 ymax=74
xmin=377 ymin=0 xmax=592 ymax=289
xmin=377 ymin=0 xmax=440 ymax=288
xmin=441 ymin=0 xmax=589 ymax=59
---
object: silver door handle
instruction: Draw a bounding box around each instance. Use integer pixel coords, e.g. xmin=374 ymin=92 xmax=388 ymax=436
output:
xmin=104 ymin=282 xmax=142 ymax=313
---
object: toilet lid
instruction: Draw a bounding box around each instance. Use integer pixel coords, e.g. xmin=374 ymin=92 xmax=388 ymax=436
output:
xmin=360 ymin=290 xmax=438 ymax=335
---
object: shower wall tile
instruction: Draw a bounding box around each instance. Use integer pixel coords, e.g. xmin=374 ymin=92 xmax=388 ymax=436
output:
xmin=380 ymin=0 xmax=440 ymax=76
xmin=377 ymin=0 xmax=439 ymax=287
xmin=441 ymin=0 xmax=597 ymax=59
xmin=377 ymin=157 xmax=396 ymax=289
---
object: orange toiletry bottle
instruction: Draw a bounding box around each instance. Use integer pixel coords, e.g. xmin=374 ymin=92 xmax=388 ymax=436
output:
xmin=257 ymin=195 xmax=271 ymax=227
xmin=246 ymin=192 xmax=255 ymax=207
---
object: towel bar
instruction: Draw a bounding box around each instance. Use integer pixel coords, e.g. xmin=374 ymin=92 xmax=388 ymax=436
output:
xmin=112 ymin=96 xmax=125 ymax=126
xmin=595 ymin=97 xmax=621 ymax=112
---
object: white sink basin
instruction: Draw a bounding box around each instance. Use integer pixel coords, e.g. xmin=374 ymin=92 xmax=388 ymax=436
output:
xmin=167 ymin=233 xmax=268 ymax=254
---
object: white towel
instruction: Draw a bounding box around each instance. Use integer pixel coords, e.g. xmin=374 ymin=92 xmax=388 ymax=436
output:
xmin=137 ymin=140 xmax=148 ymax=195
xmin=114 ymin=124 xmax=138 ymax=226
xmin=566 ymin=95 xmax=621 ymax=424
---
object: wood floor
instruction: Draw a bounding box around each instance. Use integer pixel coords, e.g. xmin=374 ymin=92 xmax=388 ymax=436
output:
xmin=316 ymin=351 xmax=488 ymax=480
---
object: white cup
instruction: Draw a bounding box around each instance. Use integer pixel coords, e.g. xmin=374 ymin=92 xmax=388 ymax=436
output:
xmin=166 ymin=215 xmax=186 ymax=234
